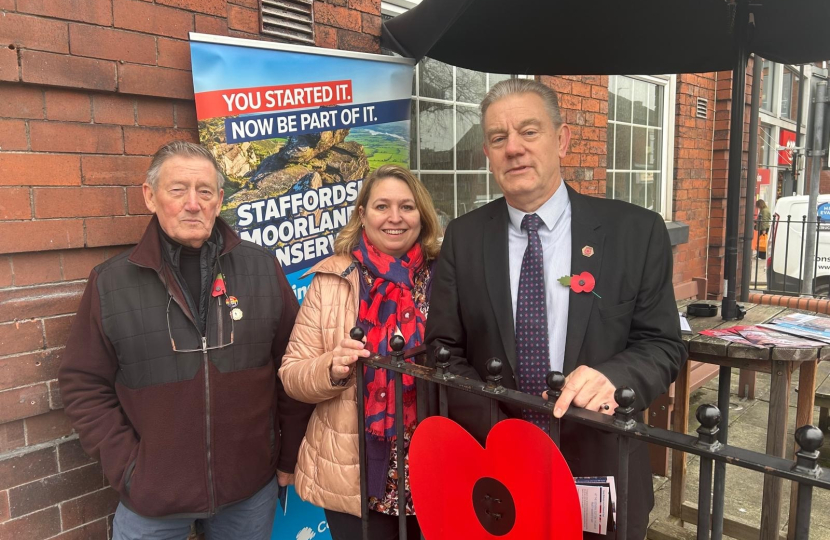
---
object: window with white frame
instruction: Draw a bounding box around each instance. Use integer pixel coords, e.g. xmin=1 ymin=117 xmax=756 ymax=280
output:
xmin=780 ymin=67 xmax=800 ymax=122
xmin=606 ymin=75 xmax=675 ymax=217
xmin=761 ymin=59 xmax=776 ymax=113
xmin=410 ymin=58 xmax=512 ymax=224
xmin=758 ymin=124 xmax=774 ymax=167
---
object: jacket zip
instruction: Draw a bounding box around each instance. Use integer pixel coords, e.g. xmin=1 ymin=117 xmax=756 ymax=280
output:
xmin=203 ymin=259 xmax=224 ymax=517
xmin=136 ymin=260 xmax=221 ymax=516
xmin=202 ymin=335 xmax=216 ymax=516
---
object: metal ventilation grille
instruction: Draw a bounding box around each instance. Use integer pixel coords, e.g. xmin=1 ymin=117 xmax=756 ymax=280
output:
xmin=260 ymin=0 xmax=314 ymax=44
xmin=696 ymin=97 xmax=708 ymax=119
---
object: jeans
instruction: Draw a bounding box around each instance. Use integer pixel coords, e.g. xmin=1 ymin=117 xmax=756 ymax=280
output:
xmin=113 ymin=476 xmax=278 ymax=540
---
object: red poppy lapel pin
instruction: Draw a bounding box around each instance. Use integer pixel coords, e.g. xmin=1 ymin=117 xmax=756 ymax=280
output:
xmin=558 ymin=271 xmax=601 ymax=298
xmin=211 ymin=273 xmax=226 ymax=297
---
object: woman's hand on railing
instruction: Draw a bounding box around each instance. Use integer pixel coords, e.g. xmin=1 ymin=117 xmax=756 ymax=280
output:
xmin=330 ymin=334 xmax=370 ymax=381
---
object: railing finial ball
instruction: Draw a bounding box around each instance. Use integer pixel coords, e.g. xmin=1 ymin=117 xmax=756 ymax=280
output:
xmin=349 ymin=326 xmax=365 ymax=341
xmin=546 ymin=371 xmax=565 ymax=391
xmin=486 ymin=357 xmax=503 ymax=376
xmin=695 ymin=404 xmax=721 ymax=429
xmin=795 ymin=425 xmax=824 ymax=453
xmin=614 ymin=386 xmax=636 ymax=408
xmin=435 ymin=346 xmax=451 ymax=364
xmin=389 ymin=334 xmax=405 ymax=352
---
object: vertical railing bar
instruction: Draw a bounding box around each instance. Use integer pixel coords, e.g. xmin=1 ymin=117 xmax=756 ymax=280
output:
xmin=783 ymin=216 xmax=792 ymax=294
xmin=616 ymin=435 xmax=629 ymax=540
xmin=815 ymin=221 xmax=822 ymax=297
xmin=356 ymin=361 xmax=370 ymax=540
xmin=416 ymin=378 xmax=428 ymax=423
xmin=697 ymin=457 xmax=714 ymax=540
xmin=794 ymin=482 xmax=813 ymax=540
xmin=546 ymin=371 xmax=563 ymax=448
xmin=612 ymin=388 xmax=636 ymax=540
xmin=754 ymin=217 xmax=761 ymax=289
xmin=793 ymin=425 xmax=823 ymax=540
xmin=695 ymin=404 xmax=721 ymax=540
xmin=711 ymin=368 xmax=731 ymax=540
xmin=769 ymin=215 xmax=778 ymax=292
xmin=394 ymin=370 xmax=407 ymax=540
xmin=798 ymin=216 xmax=806 ymax=293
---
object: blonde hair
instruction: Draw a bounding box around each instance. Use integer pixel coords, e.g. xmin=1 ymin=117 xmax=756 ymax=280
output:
xmin=334 ymin=165 xmax=442 ymax=260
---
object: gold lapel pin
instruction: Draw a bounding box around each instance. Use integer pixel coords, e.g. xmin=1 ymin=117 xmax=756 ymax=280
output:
xmin=582 ymin=245 xmax=594 ymax=257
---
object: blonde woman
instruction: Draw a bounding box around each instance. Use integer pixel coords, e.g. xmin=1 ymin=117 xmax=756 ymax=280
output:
xmin=279 ymin=165 xmax=442 ymax=539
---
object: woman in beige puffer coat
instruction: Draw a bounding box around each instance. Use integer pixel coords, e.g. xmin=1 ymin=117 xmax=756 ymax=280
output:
xmin=279 ymin=165 xmax=442 ymax=540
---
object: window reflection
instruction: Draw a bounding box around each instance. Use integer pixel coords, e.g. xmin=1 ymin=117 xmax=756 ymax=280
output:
xmin=419 ymin=101 xmax=453 ymax=170
xmin=411 ymin=58 xmax=514 ymax=219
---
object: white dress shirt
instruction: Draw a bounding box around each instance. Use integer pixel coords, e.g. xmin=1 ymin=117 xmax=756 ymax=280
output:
xmin=506 ymin=181 xmax=572 ymax=372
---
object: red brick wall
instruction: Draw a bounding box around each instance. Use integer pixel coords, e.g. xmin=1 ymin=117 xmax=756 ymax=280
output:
xmin=0 ymin=1 xmax=380 ymax=538
xmin=541 ymin=75 xmax=609 ymax=197
xmin=673 ymin=73 xmax=716 ymax=287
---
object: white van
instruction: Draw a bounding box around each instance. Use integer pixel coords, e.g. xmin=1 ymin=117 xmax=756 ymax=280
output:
xmin=767 ymin=195 xmax=830 ymax=296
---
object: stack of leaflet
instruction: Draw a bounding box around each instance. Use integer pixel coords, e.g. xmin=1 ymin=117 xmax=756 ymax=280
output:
xmin=699 ymin=325 xmax=827 ymax=348
xmin=575 ymin=476 xmax=616 ymax=535
xmin=764 ymin=313 xmax=830 ymax=344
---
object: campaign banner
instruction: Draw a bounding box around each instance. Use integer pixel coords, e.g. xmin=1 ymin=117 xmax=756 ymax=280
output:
xmin=190 ymin=33 xmax=414 ymax=303
xmin=190 ymin=33 xmax=414 ymax=540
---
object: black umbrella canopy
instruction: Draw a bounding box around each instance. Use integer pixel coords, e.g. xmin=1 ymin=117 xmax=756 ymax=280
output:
xmin=382 ymin=0 xmax=830 ymax=76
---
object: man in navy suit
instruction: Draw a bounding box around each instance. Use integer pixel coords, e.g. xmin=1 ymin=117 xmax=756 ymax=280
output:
xmin=425 ymin=78 xmax=687 ymax=539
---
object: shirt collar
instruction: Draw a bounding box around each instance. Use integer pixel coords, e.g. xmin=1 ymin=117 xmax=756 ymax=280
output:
xmin=506 ymin=180 xmax=569 ymax=233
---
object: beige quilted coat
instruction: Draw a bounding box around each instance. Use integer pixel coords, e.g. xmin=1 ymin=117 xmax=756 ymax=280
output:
xmin=279 ymin=254 xmax=363 ymax=516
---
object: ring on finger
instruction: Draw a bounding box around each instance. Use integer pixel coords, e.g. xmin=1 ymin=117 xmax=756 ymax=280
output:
xmin=600 ymin=403 xmax=610 ymax=411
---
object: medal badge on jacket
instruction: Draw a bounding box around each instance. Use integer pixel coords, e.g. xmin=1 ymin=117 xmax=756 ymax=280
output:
xmin=212 ymin=273 xmax=243 ymax=321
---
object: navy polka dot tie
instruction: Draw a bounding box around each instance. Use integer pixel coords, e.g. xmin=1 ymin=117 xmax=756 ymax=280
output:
xmin=516 ymin=213 xmax=550 ymax=429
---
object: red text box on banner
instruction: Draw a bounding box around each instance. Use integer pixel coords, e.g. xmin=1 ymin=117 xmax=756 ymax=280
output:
xmin=195 ymin=80 xmax=353 ymax=120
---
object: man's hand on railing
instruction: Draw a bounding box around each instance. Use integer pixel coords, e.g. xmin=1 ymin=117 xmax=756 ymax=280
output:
xmin=543 ymin=365 xmax=618 ymax=418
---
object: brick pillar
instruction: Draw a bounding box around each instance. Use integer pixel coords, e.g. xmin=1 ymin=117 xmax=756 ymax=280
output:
xmin=673 ymin=73 xmax=717 ymax=287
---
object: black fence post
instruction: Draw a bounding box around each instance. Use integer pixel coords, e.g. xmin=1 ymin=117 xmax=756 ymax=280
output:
xmin=351 ymin=327 xmax=370 ymax=540
xmin=434 ymin=346 xmax=451 ymax=417
xmin=783 ymin=215 xmax=792 ymax=294
xmin=485 ymin=358 xmax=504 ymax=428
xmin=695 ymin=404 xmax=722 ymax=540
xmin=390 ymin=335 xmax=407 ymax=540
xmin=613 ymin=387 xmax=636 ymax=540
xmin=793 ymin=426 xmax=824 ymax=540
xmin=546 ymin=371 xmax=564 ymax=448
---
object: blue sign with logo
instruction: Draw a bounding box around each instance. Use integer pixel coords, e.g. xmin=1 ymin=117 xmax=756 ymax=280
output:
xmin=272 ymin=486 xmax=329 ymax=540
xmin=818 ymin=203 xmax=830 ymax=222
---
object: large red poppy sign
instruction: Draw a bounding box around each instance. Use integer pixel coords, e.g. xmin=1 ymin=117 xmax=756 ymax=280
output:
xmin=409 ymin=417 xmax=582 ymax=539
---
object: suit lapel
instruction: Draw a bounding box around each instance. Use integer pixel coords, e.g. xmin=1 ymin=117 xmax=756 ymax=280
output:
xmin=563 ymin=186 xmax=604 ymax=375
xmin=482 ymin=199 xmax=517 ymax=373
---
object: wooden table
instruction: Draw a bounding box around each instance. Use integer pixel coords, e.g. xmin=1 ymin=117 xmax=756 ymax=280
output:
xmin=670 ymin=300 xmax=827 ymax=540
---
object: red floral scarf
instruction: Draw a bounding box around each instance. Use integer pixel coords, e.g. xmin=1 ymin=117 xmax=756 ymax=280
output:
xmin=352 ymin=232 xmax=424 ymax=440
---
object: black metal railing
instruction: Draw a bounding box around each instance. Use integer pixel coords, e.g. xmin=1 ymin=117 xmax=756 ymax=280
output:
xmin=750 ymin=215 xmax=830 ymax=298
xmin=352 ymin=329 xmax=829 ymax=540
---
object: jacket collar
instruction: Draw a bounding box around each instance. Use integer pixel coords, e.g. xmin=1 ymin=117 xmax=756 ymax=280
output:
xmin=128 ymin=215 xmax=242 ymax=271
xmin=563 ymin=184 xmax=604 ymax=375
xmin=304 ymin=254 xmax=355 ymax=278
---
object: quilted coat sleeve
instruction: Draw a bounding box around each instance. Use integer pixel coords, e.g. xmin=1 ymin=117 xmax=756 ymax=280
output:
xmin=279 ymin=273 xmax=354 ymax=404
